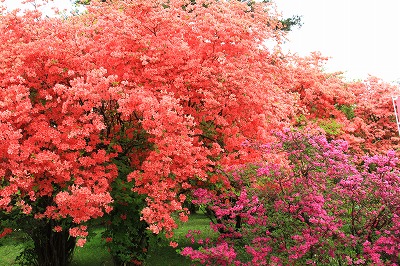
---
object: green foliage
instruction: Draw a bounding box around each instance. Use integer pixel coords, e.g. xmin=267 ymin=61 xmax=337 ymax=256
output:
xmin=318 ymin=119 xmax=342 ymax=136
xmin=15 ymin=245 xmax=37 ymax=266
xmin=335 ymin=104 xmax=356 ymax=120
xmin=198 ymin=119 xmax=224 ymax=149
xmin=279 ymin=15 xmax=302 ymax=31
xmin=294 ymin=114 xmax=307 ymax=128
xmin=74 ymin=0 xmax=96 ymax=4
xmin=102 ymin=156 xmax=150 ymax=265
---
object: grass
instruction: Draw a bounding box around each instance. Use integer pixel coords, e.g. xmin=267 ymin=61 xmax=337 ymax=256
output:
xmin=145 ymin=213 xmax=214 ymax=266
xmin=69 ymin=227 xmax=113 ymax=266
xmin=0 ymin=231 xmax=29 ymax=266
xmin=0 ymin=213 xmax=215 ymax=266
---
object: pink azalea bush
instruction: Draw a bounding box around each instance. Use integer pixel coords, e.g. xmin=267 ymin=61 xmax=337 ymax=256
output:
xmin=181 ymin=129 xmax=400 ymax=265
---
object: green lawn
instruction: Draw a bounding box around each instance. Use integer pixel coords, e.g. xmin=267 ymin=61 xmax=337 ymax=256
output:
xmin=0 ymin=213 xmax=214 ymax=266
xmin=0 ymin=231 xmax=29 ymax=266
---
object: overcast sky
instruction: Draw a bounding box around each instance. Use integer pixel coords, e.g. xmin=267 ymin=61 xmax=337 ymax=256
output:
xmin=275 ymin=0 xmax=400 ymax=83
xmin=3 ymin=0 xmax=400 ymax=83
xmin=3 ymin=0 xmax=62 ymax=11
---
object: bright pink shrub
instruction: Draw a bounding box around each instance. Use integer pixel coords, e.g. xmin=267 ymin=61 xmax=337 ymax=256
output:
xmin=182 ymin=129 xmax=400 ymax=265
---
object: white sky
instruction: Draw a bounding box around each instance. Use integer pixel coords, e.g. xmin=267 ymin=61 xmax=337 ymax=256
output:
xmin=275 ymin=0 xmax=400 ymax=83
xmin=3 ymin=0 xmax=78 ymax=16
xmin=3 ymin=0 xmax=400 ymax=83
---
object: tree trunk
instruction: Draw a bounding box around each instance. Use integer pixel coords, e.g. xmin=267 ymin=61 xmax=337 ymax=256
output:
xmin=30 ymin=220 xmax=76 ymax=266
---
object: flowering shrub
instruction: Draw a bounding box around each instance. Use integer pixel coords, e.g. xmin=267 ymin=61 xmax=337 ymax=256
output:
xmin=182 ymin=129 xmax=400 ymax=265
xmin=0 ymin=0 xmax=296 ymax=264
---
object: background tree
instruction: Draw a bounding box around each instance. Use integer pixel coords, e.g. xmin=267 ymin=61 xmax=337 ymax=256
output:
xmin=279 ymin=52 xmax=400 ymax=156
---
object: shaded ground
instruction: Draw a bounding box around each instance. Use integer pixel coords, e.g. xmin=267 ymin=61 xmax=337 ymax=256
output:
xmin=0 ymin=213 xmax=214 ymax=266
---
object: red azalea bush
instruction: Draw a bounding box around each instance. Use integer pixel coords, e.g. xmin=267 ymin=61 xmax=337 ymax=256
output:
xmin=182 ymin=129 xmax=400 ymax=265
xmin=0 ymin=0 xmax=296 ymax=264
